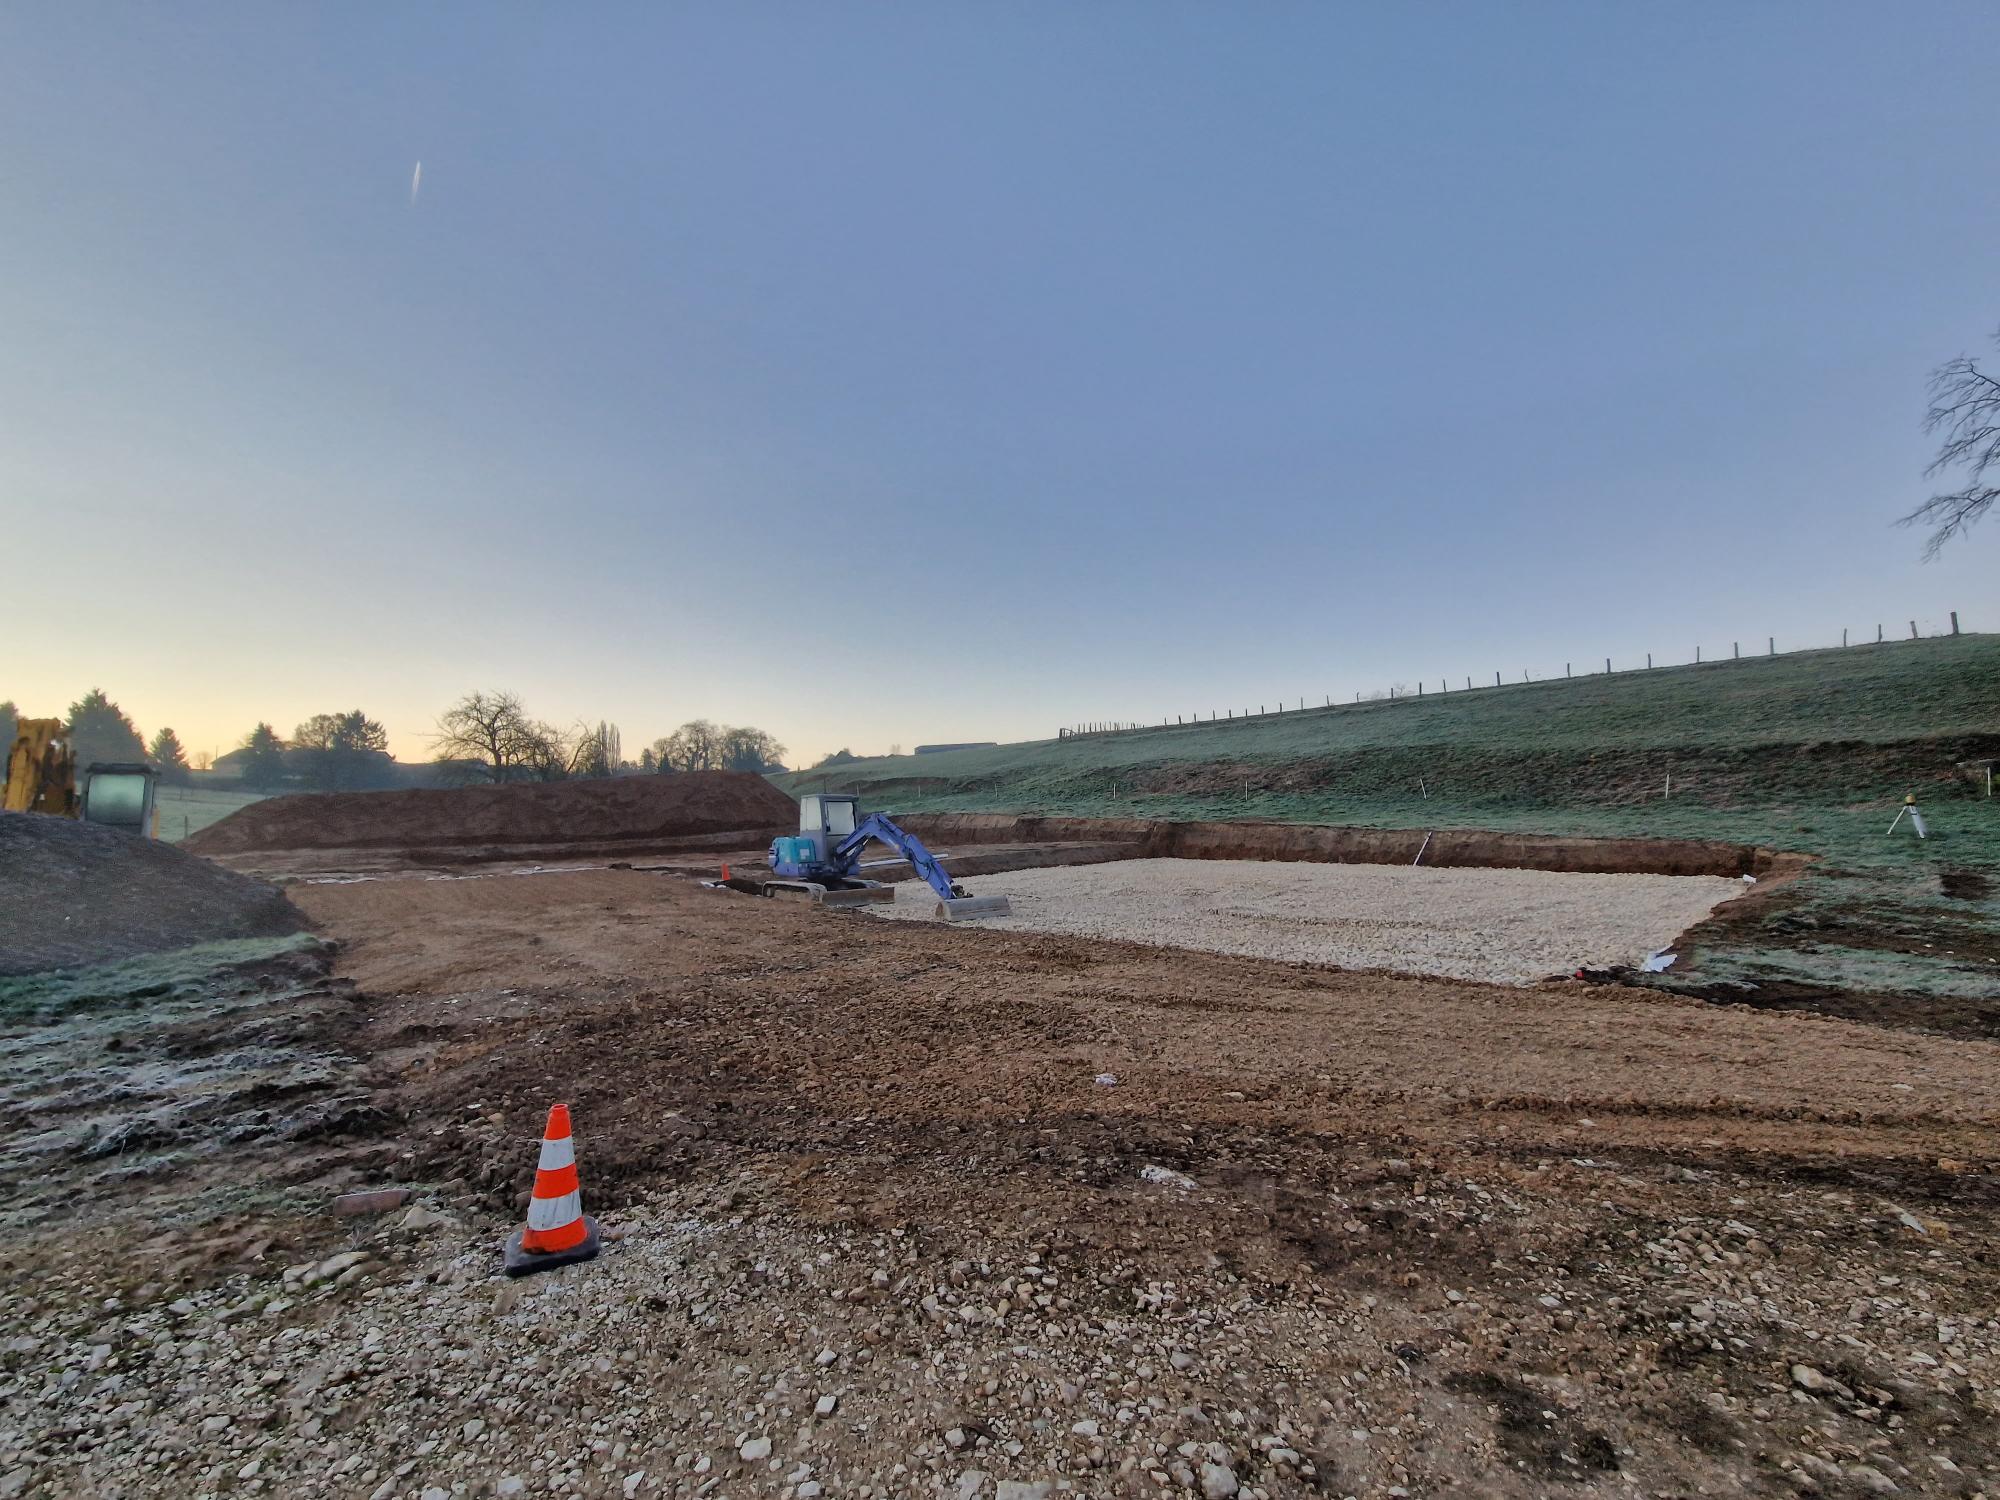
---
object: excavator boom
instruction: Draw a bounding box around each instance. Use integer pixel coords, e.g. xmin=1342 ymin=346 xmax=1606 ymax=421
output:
xmin=833 ymin=813 xmax=1012 ymax=921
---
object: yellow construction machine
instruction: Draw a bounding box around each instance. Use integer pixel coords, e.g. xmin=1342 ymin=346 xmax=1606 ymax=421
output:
xmin=3 ymin=718 xmax=77 ymax=817
xmin=3 ymin=719 xmax=160 ymax=835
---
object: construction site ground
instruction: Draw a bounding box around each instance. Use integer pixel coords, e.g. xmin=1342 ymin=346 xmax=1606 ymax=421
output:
xmin=6 ymin=857 xmax=2000 ymax=1500
xmin=869 ymin=858 xmax=1748 ymax=986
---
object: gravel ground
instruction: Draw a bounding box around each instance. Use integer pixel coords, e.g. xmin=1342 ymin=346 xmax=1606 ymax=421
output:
xmin=873 ymin=859 xmax=1746 ymax=985
xmin=11 ymin=1159 xmax=1999 ymax=1500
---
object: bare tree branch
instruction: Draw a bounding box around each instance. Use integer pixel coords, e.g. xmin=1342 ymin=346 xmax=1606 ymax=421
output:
xmin=1903 ymin=329 xmax=2000 ymax=556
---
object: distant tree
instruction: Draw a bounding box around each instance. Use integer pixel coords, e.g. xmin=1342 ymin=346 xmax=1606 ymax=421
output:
xmin=887 ymin=743 xmax=903 ymax=757
xmin=658 ymin=719 xmax=723 ymax=773
xmin=148 ymin=727 xmax=192 ymax=786
xmin=719 ymin=726 xmax=786 ymax=773
xmin=569 ymin=721 xmax=622 ymax=779
xmin=240 ymin=723 xmax=289 ymax=790
xmin=292 ymin=710 xmax=394 ymax=791
xmin=432 ymin=691 xmax=548 ymax=783
xmin=638 ymin=745 xmax=659 ymax=774
xmin=0 ymin=701 xmax=17 ymax=757
xmin=812 ymin=748 xmax=860 ymax=770
xmin=66 ymin=688 xmax=145 ymax=768
xmin=516 ymin=721 xmax=576 ymax=782
xmin=1902 ymin=326 xmax=2000 ymax=556
xmin=190 ymin=747 xmax=215 ymax=773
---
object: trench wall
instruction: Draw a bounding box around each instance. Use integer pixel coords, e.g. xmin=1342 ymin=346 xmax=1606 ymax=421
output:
xmin=895 ymin=813 xmax=1803 ymax=880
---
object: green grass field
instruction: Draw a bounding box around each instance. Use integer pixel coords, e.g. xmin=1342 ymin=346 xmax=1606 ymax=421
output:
xmin=780 ymin=635 xmax=2000 ymax=1018
xmin=154 ymin=785 xmax=269 ymax=843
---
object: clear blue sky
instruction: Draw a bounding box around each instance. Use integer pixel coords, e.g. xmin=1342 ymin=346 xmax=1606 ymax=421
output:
xmin=6 ymin=4 xmax=1996 ymax=766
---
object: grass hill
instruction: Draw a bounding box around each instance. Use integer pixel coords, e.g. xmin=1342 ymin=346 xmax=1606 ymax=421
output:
xmin=780 ymin=634 xmax=1999 ymax=864
xmin=779 ymin=634 xmax=2000 ymax=1022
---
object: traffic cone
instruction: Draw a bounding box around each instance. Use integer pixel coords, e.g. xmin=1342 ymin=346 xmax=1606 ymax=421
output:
xmin=502 ymin=1103 xmax=601 ymax=1277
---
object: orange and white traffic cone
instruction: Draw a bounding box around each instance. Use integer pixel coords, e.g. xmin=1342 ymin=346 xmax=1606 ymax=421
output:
xmin=502 ymin=1103 xmax=602 ymax=1277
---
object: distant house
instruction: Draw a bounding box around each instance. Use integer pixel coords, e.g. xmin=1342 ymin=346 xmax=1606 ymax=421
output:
xmin=914 ymin=743 xmax=997 ymax=755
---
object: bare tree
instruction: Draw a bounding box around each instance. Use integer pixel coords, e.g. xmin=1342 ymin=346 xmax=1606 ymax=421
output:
xmin=657 ymin=719 xmax=723 ymax=773
xmin=1901 ymin=328 xmax=2000 ymax=557
xmin=432 ymin=691 xmax=548 ymax=782
xmin=517 ymin=721 xmax=577 ymax=781
xmin=568 ymin=721 xmax=623 ymax=778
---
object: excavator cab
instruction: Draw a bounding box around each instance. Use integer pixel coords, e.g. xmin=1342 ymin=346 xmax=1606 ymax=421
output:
xmin=792 ymin=793 xmax=860 ymax=865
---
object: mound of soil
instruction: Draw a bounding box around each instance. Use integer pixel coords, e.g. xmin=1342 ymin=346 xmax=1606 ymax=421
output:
xmin=187 ymin=770 xmax=798 ymax=856
xmin=0 ymin=814 xmax=305 ymax=976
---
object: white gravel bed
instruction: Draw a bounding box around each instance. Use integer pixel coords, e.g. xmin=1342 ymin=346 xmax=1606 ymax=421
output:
xmin=877 ymin=858 xmax=1746 ymax=985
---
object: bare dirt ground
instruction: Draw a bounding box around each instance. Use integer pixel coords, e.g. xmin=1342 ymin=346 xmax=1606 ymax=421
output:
xmin=5 ymin=869 xmax=2000 ymax=1500
xmin=871 ymin=859 xmax=1747 ymax=986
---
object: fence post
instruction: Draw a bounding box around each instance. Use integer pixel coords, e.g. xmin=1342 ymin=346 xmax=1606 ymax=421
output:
xmin=1877 ymin=624 xmax=1883 ymax=642
xmin=1495 ymin=671 xmax=1501 ymax=686
xmin=1951 ymin=610 xmax=1960 ymax=635
xmin=1910 ymin=620 xmax=1919 ymax=639
xmin=1566 ymin=663 xmax=1571 ymax=677
xmin=1605 ymin=657 xmax=1611 ymax=674
xmin=1842 ymin=628 xmax=1847 ymax=647
xmin=1733 ymin=641 xmax=1739 ymax=659
xmin=1647 ymin=652 xmax=1652 ymax=669
xmin=1696 ymin=645 xmax=1701 ymax=663
xmin=1768 ymin=637 xmax=1774 ymax=656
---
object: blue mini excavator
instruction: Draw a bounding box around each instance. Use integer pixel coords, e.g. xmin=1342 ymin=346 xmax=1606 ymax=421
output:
xmin=765 ymin=794 xmax=1011 ymax=921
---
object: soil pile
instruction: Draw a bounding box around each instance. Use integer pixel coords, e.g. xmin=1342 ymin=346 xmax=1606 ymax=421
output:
xmin=187 ymin=770 xmax=798 ymax=855
xmin=0 ymin=814 xmax=304 ymax=976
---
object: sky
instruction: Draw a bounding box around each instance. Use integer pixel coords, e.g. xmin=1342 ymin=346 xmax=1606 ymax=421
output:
xmin=4 ymin=4 xmax=1997 ymax=768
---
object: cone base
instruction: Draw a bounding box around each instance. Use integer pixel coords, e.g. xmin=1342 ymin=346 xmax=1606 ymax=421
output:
xmin=502 ymin=1215 xmax=601 ymax=1277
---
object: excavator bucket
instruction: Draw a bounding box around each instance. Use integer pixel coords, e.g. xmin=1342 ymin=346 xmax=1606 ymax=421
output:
xmin=935 ymin=894 xmax=1012 ymax=922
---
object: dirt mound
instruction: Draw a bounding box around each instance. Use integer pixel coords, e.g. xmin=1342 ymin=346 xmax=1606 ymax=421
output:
xmin=0 ymin=813 xmax=305 ymax=976
xmin=187 ymin=770 xmax=798 ymax=856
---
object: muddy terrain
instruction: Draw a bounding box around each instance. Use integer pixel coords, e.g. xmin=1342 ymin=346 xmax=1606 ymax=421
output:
xmin=4 ymin=866 xmax=1997 ymax=1498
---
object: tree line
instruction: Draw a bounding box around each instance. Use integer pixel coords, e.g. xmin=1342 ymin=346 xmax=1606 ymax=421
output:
xmin=1 ymin=688 xmax=787 ymax=795
xmin=1 ymin=690 xmax=198 ymax=787
xmin=430 ymin=691 xmax=784 ymax=782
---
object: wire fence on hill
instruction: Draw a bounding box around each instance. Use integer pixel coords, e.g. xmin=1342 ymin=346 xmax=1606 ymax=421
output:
xmin=1057 ymin=609 xmax=1974 ymax=741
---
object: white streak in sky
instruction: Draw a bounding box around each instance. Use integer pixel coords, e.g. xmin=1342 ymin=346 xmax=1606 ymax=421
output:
xmin=411 ymin=161 xmax=422 ymax=204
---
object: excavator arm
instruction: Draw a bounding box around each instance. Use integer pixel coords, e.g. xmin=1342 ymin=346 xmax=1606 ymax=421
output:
xmin=833 ymin=813 xmax=968 ymax=905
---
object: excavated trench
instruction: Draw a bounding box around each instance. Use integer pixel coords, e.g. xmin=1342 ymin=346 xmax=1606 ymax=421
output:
xmin=846 ymin=815 xmax=1805 ymax=987
xmin=894 ymin=812 xmax=1808 ymax=881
